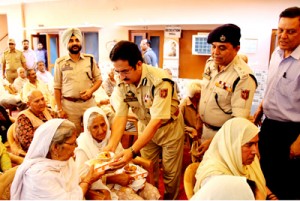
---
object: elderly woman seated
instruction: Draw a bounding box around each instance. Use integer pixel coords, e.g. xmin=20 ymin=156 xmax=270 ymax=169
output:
xmin=192 ymin=117 xmax=278 ymax=200
xmin=10 ymin=119 xmax=104 ymax=199
xmin=75 ymin=107 xmax=160 ymax=200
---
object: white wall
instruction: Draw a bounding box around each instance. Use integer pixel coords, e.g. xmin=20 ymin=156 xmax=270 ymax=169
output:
xmin=0 ymin=4 xmax=24 ymax=50
xmin=1 ymin=0 xmax=299 ymax=73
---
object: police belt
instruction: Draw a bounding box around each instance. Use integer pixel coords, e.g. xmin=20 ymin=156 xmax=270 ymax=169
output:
xmin=203 ymin=122 xmax=221 ymax=131
xmin=159 ymin=107 xmax=180 ymax=128
xmin=160 ymin=118 xmax=174 ymax=128
xmin=63 ymin=96 xmax=92 ymax=103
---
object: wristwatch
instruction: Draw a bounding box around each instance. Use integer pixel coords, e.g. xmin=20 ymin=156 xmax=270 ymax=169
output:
xmin=130 ymin=146 xmax=138 ymax=158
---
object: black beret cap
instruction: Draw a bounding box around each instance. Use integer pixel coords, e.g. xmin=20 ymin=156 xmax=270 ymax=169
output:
xmin=207 ymin=24 xmax=241 ymax=46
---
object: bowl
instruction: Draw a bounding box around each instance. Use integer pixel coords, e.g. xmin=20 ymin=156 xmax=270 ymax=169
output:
xmin=124 ymin=164 xmax=137 ymax=174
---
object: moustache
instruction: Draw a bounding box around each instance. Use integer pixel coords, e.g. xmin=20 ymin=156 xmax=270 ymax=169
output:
xmin=123 ymin=78 xmax=130 ymax=81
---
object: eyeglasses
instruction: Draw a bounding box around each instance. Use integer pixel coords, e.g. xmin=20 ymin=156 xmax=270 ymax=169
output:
xmin=114 ymin=67 xmax=134 ymax=76
xmin=9 ymin=43 xmax=15 ymax=45
xmin=64 ymin=141 xmax=78 ymax=147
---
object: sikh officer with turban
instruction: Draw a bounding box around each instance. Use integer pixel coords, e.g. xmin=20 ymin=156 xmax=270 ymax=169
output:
xmin=197 ymin=24 xmax=257 ymax=157
xmin=54 ymin=28 xmax=102 ymax=134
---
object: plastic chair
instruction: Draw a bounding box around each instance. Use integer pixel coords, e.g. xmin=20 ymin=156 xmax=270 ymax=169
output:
xmin=183 ymin=162 xmax=200 ymax=199
xmin=7 ymin=123 xmax=26 ymax=158
xmin=0 ymin=166 xmax=18 ymax=200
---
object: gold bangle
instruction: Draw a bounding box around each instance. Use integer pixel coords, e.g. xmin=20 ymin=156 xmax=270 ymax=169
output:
xmin=81 ymin=181 xmax=91 ymax=189
xmin=101 ymin=175 xmax=107 ymax=185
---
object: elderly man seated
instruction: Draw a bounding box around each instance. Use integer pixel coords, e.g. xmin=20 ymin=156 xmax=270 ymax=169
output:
xmin=0 ymin=77 xmax=27 ymax=111
xmin=15 ymin=90 xmax=56 ymax=152
xmin=13 ymin=67 xmax=28 ymax=93
xmin=36 ymin=61 xmax=54 ymax=94
xmin=180 ymin=80 xmax=203 ymax=162
xmin=22 ymin=69 xmax=55 ymax=109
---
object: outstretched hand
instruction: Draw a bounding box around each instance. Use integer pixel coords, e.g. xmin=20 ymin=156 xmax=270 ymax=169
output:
xmin=84 ymin=165 xmax=105 ymax=185
xmin=109 ymin=148 xmax=132 ymax=170
xmin=197 ymin=139 xmax=212 ymax=156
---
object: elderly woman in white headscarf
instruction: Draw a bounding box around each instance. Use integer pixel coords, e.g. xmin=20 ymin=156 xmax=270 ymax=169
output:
xmin=193 ymin=117 xmax=277 ymax=200
xmin=10 ymin=119 xmax=103 ymax=200
xmin=75 ymin=106 xmax=160 ymax=200
xmin=191 ymin=175 xmax=258 ymax=200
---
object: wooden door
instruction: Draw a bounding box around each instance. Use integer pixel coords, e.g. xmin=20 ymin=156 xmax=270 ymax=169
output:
xmin=46 ymin=34 xmax=59 ymax=74
xmin=129 ymin=30 xmax=164 ymax=68
xmin=269 ymin=29 xmax=278 ymax=62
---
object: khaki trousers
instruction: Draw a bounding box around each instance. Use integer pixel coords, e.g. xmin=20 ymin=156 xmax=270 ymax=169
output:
xmin=140 ymin=117 xmax=184 ymax=200
xmin=62 ymin=98 xmax=96 ymax=135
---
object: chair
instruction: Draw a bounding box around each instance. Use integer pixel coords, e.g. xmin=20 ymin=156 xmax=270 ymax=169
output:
xmin=7 ymin=123 xmax=26 ymax=158
xmin=132 ymin=156 xmax=154 ymax=185
xmin=0 ymin=166 xmax=18 ymax=200
xmin=121 ymin=115 xmax=138 ymax=149
xmin=183 ymin=162 xmax=200 ymax=199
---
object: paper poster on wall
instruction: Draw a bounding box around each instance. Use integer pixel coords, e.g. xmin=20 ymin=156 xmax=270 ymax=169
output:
xmin=240 ymin=38 xmax=258 ymax=54
xmin=163 ymin=38 xmax=179 ymax=59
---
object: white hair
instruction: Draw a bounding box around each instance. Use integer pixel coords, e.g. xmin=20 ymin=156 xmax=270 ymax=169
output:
xmin=186 ymin=80 xmax=203 ymax=97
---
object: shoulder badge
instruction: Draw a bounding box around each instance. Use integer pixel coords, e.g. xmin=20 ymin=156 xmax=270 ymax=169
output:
xmin=160 ymin=88 xmax=168 ymax=98
xmin=241 ymin=89 xmax=250 ymax=100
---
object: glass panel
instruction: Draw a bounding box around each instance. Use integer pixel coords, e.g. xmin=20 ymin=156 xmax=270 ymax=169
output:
xmin=49 ymin=37 xmax=58 ymax=64
xmin=134 ymin=36 xmax=143 ymax=51
xmin=150 ymin=36 xmax=160 ymax=65
xmin=84 ymin=32 xmax=99 ymax=62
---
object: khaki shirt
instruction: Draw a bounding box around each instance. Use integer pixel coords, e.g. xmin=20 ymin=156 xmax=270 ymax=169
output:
xmin=53 ymin=53 xmax=101 ymax=98
xmin=199 ymin=55 xmax=256 ymax=127
xmin=112 ymin=64 xmax=182 ymax=142
xmin=180 ymin=97 xmax=203 ymax=137
xmin=1 ymin=49 xmax=26 ymax=71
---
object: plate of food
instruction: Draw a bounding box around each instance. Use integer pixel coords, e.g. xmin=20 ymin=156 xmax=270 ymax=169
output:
xmin=85 ymin=151 xmax=115 ymax=171
xmin=124 ymin=164 xmax=138 ymax=174
xmin=97 ymin=151 xmax=114 ymax=162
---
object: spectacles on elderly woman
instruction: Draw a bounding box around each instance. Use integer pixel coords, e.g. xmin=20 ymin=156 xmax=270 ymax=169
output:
xmin=64 ymin=141 xmax=78 ymax=147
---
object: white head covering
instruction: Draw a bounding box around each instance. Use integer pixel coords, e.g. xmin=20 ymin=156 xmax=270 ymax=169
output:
xmin=194 ymin=117 xmax=267 ymax=198
xmin=191 ymin=175 xmax=255 ymax=200
xmin=75 ymin=107 xmax=121 ymax=199
xmin=61 ymin=27 xmax=82 ymax=47
xmin=76 ymin=107 xmax=112 ymax=159
xmin=11 ymin=119 xmax=83 ymax=200
xmin=186 ymin=80 xmax=202 ymax=98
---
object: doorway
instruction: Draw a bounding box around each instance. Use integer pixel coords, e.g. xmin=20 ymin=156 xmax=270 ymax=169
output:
xmin=129 ymin=30 xmax=164 ymax=68
xmin=31 ymin=34 xmax=59 ymax=74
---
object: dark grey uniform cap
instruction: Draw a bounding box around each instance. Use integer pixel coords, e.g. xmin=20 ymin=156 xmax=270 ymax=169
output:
xmin=207 ymin=24 xmax=241 ymax=46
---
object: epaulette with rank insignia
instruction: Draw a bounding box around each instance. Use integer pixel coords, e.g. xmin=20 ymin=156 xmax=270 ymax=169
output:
xmin=83 ymin=53 xmax=94 ymax=58
xmin=232 ymin=65 xmax=257 ymax=91
xmin=55 ymin=56 xmax=67 ymax=64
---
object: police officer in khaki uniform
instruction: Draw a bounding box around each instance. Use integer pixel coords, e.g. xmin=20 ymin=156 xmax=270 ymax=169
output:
xmin=107 ymin=41 xmax=184 ymax=200
xmin=1 ymin=39 xmax=27 ymax=83
xmin=54 ymin=28 xmax=102 ymax=134
xmin=198 ymin=24 xmax=257 ymax=156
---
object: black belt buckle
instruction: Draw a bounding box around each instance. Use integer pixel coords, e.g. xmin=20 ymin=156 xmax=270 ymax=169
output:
xmin=204 ymin=122 xmax=221 ymax=131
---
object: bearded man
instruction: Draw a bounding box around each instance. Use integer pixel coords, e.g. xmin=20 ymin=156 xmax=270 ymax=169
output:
xmin=53 ymin=28 xmax=102 ymax=134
